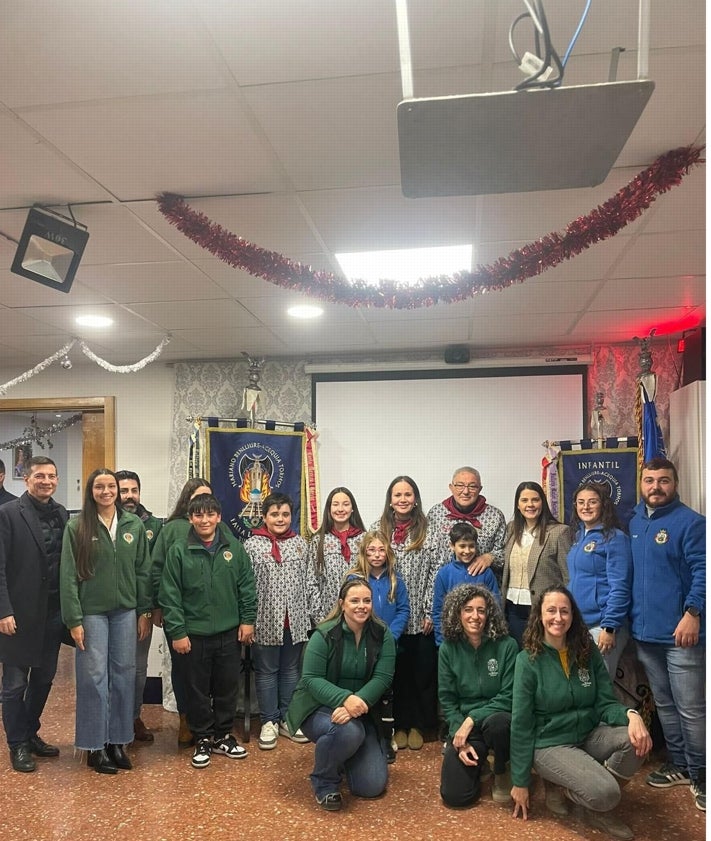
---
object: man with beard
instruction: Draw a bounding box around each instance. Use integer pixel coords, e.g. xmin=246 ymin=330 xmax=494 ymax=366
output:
xmin=426 ymin=467 xmax=506 ymax=583
xmin=629 ymin=458 xmax=705 ymax=812
xmin=116 ymin=470 xmax=162 ymax=744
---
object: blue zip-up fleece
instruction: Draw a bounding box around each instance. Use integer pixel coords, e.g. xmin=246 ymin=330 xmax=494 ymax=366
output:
xmin=567 ymin=524 xmax=632 ymax=630
xmin=629 ymin=496 xmax=705 ymax=644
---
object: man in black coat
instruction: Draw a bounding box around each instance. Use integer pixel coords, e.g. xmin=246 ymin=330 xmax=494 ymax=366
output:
xmin=0 ymin=458 xmax=17 ymax=507
xmin=0 ymin=456 xmax=68 ymax=772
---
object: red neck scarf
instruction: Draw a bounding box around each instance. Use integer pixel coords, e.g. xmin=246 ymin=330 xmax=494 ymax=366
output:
xmin=442 ymin=495 xmax=488 ymax=529
xmin=331 ymin=526 xmax=363 ymax=561
xmin=251 ymin=526 xmax=297 ymax=562
xmin=392 ymin=519 xmax=412 ymax=546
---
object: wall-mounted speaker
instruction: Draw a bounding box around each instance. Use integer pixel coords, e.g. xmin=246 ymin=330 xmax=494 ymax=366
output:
xmin=444 ymin=344 xmax=471 ymax=364
xmin=682 ymin=327 xmax=706 ymax=385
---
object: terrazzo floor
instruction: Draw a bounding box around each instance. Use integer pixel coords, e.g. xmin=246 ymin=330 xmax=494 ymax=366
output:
xmin=0 ymin=645 xmax=705 ymax=841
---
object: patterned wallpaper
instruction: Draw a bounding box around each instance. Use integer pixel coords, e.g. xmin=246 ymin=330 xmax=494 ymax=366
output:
xmin=168 ymin=341 xmax=682 ymax=510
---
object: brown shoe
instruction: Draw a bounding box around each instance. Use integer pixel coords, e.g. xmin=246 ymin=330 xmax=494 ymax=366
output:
xmin=178 ymin=713 xmax=195 ymax=748
xmin=492 ymin=763 xmax=512 ymax=803
xmin=584 ymin=808 xmax=634 ymax=840
xmin=407 ymin=728 xmax=424 ymax=750
xmin=133 ymin=717 xmax=154 ymax=743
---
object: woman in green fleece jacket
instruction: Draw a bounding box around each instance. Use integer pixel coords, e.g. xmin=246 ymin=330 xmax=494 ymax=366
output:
xmin=286 ymin=575 xmax=395 ymax=812
xmin=510 ymin=585 xmax=651 ymax=840
xmin=438 ymin=583 xmax=518 ymax=808
xmin=60 ymin=469 xmax=151 ymax=775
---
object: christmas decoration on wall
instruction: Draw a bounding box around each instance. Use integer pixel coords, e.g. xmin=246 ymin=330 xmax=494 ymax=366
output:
xmin=0 ymin=335 xmax=171 ymax=397
xmin=0 ymin=412 xmax=82 ymax=452
xmin=157 ymin=146 xmax=703 ymax=310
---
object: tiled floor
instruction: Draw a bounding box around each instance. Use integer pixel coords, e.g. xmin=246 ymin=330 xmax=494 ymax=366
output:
xmin=0 ymin=645 xmax=704 ymax=841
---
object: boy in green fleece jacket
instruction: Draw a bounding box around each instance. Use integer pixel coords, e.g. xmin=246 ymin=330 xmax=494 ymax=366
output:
xmin=159 ymin=494 xmax=257 ymax=769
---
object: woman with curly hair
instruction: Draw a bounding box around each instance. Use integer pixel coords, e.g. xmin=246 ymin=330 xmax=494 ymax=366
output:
xmin=510 ymin=586 xmax=652 ymax=840
xmin=309 ymin=487 xmax=366 ymax=621
xmin=567 ymin=482 xmax=632 ymax=676
xmin=438 ymin=584 xmax=517 ymax=807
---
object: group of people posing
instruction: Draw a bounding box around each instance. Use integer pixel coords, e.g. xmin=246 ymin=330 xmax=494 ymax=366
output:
xmin=0 ymin=458 xmax=704 ymax=839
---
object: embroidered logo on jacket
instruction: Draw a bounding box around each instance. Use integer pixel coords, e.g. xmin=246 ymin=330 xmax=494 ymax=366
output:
xmin=578 ymin=668 xmax=592 ymax=687
xmin=583 ymin=541 xmax=597 ymax=553
xmin=223 ymin=551 xmax=233 ymax=562
xmin=146 ymin=529 xmax=154 ymax=540
xmin=123 ymin=532 xmax=134 ymax=544
xmin=654 ymin=529 xmax=669 ymax=544
xmin=487 ymin=658 xmax=499 ymax=677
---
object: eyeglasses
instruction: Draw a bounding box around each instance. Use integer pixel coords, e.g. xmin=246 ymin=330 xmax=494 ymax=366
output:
xmin=452 ymin=483 xmax=481 ymax=492
xmin=365 ymin=547 xmax=386 ymax=555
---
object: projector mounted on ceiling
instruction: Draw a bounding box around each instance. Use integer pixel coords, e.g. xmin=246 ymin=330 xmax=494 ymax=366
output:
xmin=398 ymin=80 xmax=655 ymax=197
xmin=395 ymin=0 xmax=655 ymax=197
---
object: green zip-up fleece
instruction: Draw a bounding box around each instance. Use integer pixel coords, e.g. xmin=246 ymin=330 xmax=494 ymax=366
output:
xmin=438 ymin=635 xmax=517 ymax=737
xmin=510 ymin=643 xmax=630 ymax=787
xmin=286 ymin=616 xmax=395 ymax=733
xmin=151 ymin=518 xmax=233 ymax=606
xmin=159 ymin=528 xmax=257 ymax=640
xmin=60 ymin=511 xmax=152 ymax=628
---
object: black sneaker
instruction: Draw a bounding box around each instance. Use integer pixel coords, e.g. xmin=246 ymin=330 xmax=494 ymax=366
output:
xmin=191 ymin=738 xmax=212 ymax=769
xmin=316 ymin=792 xmax=342 ymax=811
xmin=212 ymin=734 xmax=247 ymax=760
xmin=691 ymin=768 xmax=706 ymax=811
xmin=646 ymin=762 xmax=691 ymax=788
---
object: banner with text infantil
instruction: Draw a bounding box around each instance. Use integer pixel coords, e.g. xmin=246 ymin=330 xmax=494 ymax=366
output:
xmin=558 ymin=443 xmax=639 ymax=529
xmin=206 ymin=427 xmax=307 ymax=540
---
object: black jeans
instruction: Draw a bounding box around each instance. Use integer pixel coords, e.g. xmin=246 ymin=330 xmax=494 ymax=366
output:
xmin=178 ymin=629 xmax=240 ymax=740
xmin=440 ymin=711 xmax=512 ymax=808
xmin=2 ymin=605 xmax=64 ymax=748
xmin=393 ymin=632 xmax=438 ymax=732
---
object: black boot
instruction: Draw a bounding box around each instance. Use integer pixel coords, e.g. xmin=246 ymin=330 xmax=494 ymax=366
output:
xmin=28 ymin=734 xmax=60 ymax=757
xmin=9 ymin=743 xmax=36 ymax=773
xmin=107 ymin=743 xmax=132 ymax=770
xmin=87 ymin=748 xmax=118 ymax=774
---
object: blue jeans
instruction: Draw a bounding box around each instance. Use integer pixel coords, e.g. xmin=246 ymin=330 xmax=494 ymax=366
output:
xmin=134 ymin=625 xmax=152 ymax=719
xmin=1 ymin=605 xmax=64 ymax=748
xmin=534 ymin=724 xmax=643 ymax=812
xmin=635 ymin=640 xmax=706 ymax=779
xmin=75 ymin=609 xmax=136 ymax=750
xmin=300 ymin=706 xmax=388 ymax=800
xmin=252 ymin=629 xmax=303 ymax=724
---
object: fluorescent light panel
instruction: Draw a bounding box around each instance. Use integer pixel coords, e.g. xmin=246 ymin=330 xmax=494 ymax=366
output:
xmin=336 ymin=244 xmax=472 ymax=285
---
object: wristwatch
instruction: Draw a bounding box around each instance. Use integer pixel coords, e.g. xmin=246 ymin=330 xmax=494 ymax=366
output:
xmin=601 ymin=627 xmax=615 ymax=634
xmin=142 ymin=611 xmax=153 ymax=619
xmin=685 ymin=606 xmax=701 ymax=617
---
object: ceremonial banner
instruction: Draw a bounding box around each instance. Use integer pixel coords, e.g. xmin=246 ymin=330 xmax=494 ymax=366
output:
xmin=206 ymin=426 xmax=308 ymax=540
xmin=557 ymin=440 xmax=639 ymax=529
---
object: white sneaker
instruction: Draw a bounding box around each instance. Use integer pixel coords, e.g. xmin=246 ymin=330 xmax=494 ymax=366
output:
xmin=278 ymin=722 xmax=310 ymax=743
xmin=258 ymin=721 xmax=279 ymax=750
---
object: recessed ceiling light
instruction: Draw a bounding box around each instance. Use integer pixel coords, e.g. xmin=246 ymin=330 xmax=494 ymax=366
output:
xmin=75 ymin=314 xmax=113 ymax=328
xmin=287 ymin=304 xmax=324 ymax=319
xmin=336 ymin=244 xmax=472 ymax=285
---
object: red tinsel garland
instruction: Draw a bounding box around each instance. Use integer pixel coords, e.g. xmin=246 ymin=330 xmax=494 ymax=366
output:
xmin=157 ymin=146 xmax=704 ymax=310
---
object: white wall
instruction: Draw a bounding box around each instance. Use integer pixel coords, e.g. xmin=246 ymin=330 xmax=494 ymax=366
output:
xmin=0 ymin=363 xmax=175 ymax=518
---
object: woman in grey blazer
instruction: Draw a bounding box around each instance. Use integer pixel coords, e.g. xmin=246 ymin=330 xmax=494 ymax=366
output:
xmin=501 ymin=482 xmax=570 ymax=647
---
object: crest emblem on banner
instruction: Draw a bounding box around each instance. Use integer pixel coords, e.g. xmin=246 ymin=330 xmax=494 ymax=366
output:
xmin=233 ymin=453 xmax=274 ymax=530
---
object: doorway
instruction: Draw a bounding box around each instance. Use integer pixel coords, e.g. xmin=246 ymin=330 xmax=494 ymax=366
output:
xmin=0 ymin=397 xmax=115 ymax=511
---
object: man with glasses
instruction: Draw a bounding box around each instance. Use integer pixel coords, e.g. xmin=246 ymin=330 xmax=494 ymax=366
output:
xmin=426 ymin=467 xmax=506 ymax=583
xmin=0 ymin=457 xmax=68 ymax=772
